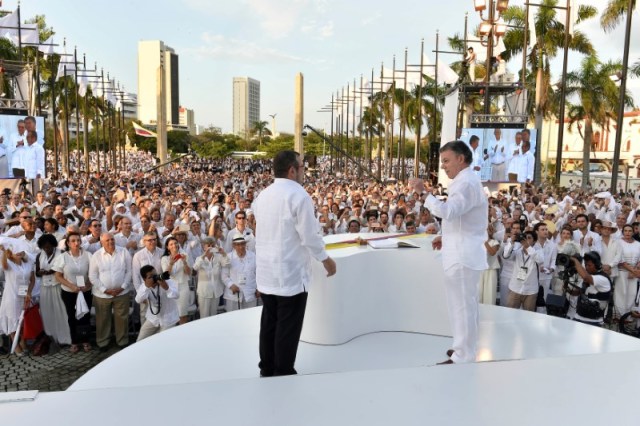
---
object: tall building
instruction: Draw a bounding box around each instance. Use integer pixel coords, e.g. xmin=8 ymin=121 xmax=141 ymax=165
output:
xmin=233 ymin=77 xmax=260 ymax=139
xmin=179 ymin=106 xmax=196 ymax=135
xmin=137 ymin=40 xmax=180 ymax=129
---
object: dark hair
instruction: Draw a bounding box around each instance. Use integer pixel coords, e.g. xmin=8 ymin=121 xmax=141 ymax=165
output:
xmin=533 ymin=222 xmax=547 ymax=233
xmin=164 ymin=236 xmax=178 ymax=256
xmin=439 ymin=140 xmax=472 ymax=165
xmin=469 ymin=135 xmax=480 ymax=145
xmin=524 ymin=230 xmax=537 ymax=243
xmin=37 ymin=233 xmax=58 ymax=249
xmin=140 ymin=264 xmax=155 ymax=278
xmin=28 ymin=130 xmax=38 ymax=141
xmin=64 ymin=231 xmax=82 ymax=251
xmin=44 ymin=217 xmax=59 ymax=231
xmin=575 ymin=213 xmax=589 ymax=222
xmin=273 ymin=150 xmax=300 ymax=178
xmin=583 ymin=251 xmax=602 ymax=270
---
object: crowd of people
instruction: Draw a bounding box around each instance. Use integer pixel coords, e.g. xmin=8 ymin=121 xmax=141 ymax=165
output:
xmin=0 ymin=151 xmax=639 ymax=357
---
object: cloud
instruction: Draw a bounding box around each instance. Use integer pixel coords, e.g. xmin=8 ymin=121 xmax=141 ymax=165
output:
xmin=189 ymin=32 xmax=318 ymax=64
xmin=300 ymin=19 xmax=334 ymax=39
xmin=361 ymin=12 xmax=383 ymax=26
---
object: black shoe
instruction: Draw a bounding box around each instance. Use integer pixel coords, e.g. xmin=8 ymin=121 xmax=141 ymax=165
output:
xmin=98 ymin=345 xmax=110 ymax=353
xmin=446 ymin=349 xmax=454 ymax=358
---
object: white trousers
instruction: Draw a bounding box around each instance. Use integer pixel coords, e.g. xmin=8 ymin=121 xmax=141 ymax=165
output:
xmin=198 ymin=296 xmax=219 ymax=318
xmin=444 ymin=264 xmax=481 ymax=363
xmin=478 ymin=269 xmax=498 ymax=305
xmin=136 ymin=320 xmax=176 ymax=342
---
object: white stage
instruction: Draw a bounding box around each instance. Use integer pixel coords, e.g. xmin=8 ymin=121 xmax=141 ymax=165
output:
xmin=4 ymin=234 xmax=640 ymax=425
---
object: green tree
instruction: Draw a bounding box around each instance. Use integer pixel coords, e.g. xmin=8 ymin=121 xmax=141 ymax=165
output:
xmin=565 ymin=56 xmax=634 ymax=188
xmin=251 ymin=120 xmax=271 ymax=149
xmin=263 ymin=134 xmax=294 ymax=157
xmin=600 ymin=0 xmax=636 ymax=31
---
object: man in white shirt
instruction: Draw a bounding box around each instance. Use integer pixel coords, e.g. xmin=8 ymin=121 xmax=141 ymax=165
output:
xmin=221 ymin=235 xmax=258 ymax=311
xmin=573 ymin=213 xmax=603 ymax=255
xmin=224 ymin=210 xmax=255 ymax=253
xmin=135 ymin=265 xmax=179 ymax=341
xmin=11 ymin=138 xmax=27 ymax=177
xmin=24 ymin=130 xmax=45 ymax=179
xmin=505 ymin=131 xmax=523 ymax=182
xmin=422 ymin=141 xmax=488 ymax=364
xmin=488 ymin=129 xmax=507 ymax=181
xmin=131 ymin=232 xmax=164 ymax=325
xmin=504 ymin=230 xmax=544 ymax=311
xmin=254 ymin=150 xmax=336 ymax=377
xmin=89 ymin=233 xmax=133 ymax=351
xmin=0 ymin=129 xmax=8 ymax=177
xmin=516 ymin=140 xmax=535 ymax=184
xmin=469 ymin=135 xmax=484 ymax=178
xmin=533 ymin=222 xmax=557 ymax=308
xmin=8 ymin=119 xmax=27 ymax=177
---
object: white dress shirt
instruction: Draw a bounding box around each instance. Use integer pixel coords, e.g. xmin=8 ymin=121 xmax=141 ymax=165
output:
xmin=131 ymin=247 xmax=164 ymax=290
xmin=489 ymin=137 xmax=506 ymax=164
xmin=222 ymin=250 xmax=257 ymax=303
xmin=424 ymin=167 xmax=488 ymax=272
xmin=25 ymin=142 xmax=45 ymax=178
xmin=193 ymin=251 xmax=230 ymax=299
xmin=516 ymin=150 xmax=535 ymax=183
xmin=504 ymin=242 xmax=544 ymax=295
xmin=89 ymin=246 xmax=132 ymax=298
xmin=135 ymin=278 xmax=179 ymax=327
xmin=253 ymin=178 xmax=329 ymax=296
xmin=572 ymin=229 xmax=603 ymax=255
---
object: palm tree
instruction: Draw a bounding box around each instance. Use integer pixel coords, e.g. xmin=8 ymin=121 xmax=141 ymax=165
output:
xmin=600 ymin=0 xmax=636 ymax=31
xmin=502 ymin=0 xmax=597 ymax=182
xmin=252 ymin=120 xmax=270 ymax=150
xmin=565 ymin=56 xmax=634 ymax=188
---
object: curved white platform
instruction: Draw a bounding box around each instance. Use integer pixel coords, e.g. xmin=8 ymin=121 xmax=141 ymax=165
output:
xmin=5 ymin=234 xmax=640 ymax=425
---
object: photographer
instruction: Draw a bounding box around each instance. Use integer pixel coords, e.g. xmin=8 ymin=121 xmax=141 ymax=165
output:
xmin=503 ymin=230 xmax=544 ymax=311
xmin=135 ymin=265 xmax=179 ymax=341
xmin=566 ymin=252 xmax=611 ymax=327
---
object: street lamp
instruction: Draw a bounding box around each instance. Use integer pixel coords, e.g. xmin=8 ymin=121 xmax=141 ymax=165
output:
xmin=472 ymin=0 xmax=509 ymax=115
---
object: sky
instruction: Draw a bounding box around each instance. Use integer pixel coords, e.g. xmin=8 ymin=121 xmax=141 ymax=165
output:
xmin=12 ymin=0 xmax=640 ymax=134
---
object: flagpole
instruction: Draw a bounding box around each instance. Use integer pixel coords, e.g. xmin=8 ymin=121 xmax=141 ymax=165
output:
xmin=101 ymin=68 xmax=106 ymax=174
xmin=82 ymin=54 xmax=90 ymax=175
xmin=73 ymin=47 xmax=82 ymax=172
xmin=63 ymin=64 xmax=70 ymax=176
xmin=50 ymin=54 xmax=59 ymax=178
xmin=17 ymin=4 xmax=22 ymax=61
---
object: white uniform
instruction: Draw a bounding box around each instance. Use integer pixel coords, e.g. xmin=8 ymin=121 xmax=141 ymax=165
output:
xmin=425 ymin=166 xmax=488 ymax=363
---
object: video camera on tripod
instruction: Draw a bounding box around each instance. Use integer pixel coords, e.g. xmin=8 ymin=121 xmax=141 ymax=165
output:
xmin=545 ymin=253 xmax=582 ymax=317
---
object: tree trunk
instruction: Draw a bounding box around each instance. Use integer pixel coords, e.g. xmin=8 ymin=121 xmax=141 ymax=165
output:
xmin=60 ymin=117 xmax=69 ymax=177
xmin=83 ymin=114 xmax=90 ymax=174
xmin=582 ymin=118 xmax=593 ymax=189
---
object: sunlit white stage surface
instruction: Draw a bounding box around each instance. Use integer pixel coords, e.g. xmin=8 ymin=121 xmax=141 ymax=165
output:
xmin=5 ymin=233 xmax=640 ymax=425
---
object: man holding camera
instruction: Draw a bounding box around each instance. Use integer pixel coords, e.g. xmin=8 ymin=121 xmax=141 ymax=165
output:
xmin=503 ymin=230 xmax=544 ymax=311
xmin=567 ymin=252 xmax=611 ymax=326
xmin=135 ymin=265 xmax=179 ymax=341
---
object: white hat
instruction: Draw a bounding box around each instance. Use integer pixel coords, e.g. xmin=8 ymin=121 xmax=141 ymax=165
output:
xmin=232 ymin=234 xmax=247 ymax=244
xmin=115 ymin=203 xmax=126 ymax=210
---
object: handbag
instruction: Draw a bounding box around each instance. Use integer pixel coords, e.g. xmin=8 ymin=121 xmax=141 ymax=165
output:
xmin=23 ymin=305 xmax=44 ymax=340
xmin=75 ymin=292 xmax=90 ymax=320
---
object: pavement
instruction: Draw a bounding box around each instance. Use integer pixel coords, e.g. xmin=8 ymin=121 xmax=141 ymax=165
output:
xmin=0 ymin=342 xmax=122 ymax=392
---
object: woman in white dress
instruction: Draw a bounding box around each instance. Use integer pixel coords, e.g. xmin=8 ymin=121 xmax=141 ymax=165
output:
xmin=614 ymin=225 xmax=640 ymax=320
xmin=161 ymin=236 xmax=192 ymax=324
xmin=0 ymin=246 xmax=35 ymax=356
xmin=35 ymin=234 xmax=71 ymax=347
xmin=479 ymin=224 xmax=500 ymax=304
xmin=53 ymin=231 xmax=94 ymax=353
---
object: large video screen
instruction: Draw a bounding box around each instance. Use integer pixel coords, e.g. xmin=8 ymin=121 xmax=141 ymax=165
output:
xmin=459 ymin=127 xmax=538 ymax=183
xmin=0 ymin=114 xmax=46 ymax=179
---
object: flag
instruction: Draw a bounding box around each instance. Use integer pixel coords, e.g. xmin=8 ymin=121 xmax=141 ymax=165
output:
xmin=56 ymin=44 xmax=76 ymax=81
xmin=77 ymin=72 xmax=89 ymax=97
xmin=0 ymin=10 xmax=18 ymax=41
xmin=132 ymin=122 xmax=157 ymax=138
xmin=527 ymin=5 xmax=537 ymax=48
xmin=39 ymin=35 xmax=56 ymax=58
xmin=423 ymin=54 xmax=459 ymax=85
xmin=568 ymin=0 xmax=579 ymax=36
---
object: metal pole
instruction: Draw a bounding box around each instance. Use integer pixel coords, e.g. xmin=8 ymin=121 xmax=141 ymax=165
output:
xmin=17 ymin=5 xmax=22 ymax=61
xmin=483 ymin=0 xmax=495 ymax=115
xmin=392 ymin=55 xmax=398 ymax=179
xmin=330 ymin=93 xmax=334 ymax=174
xmin=432 ymin=30 xmax=439 ymax=182
xmin=553 ymin=0 xmax=571 ymax=185
xmin=402 ymin=48 xmax=408 ymax=182
xmin=377 ymin=64 xmax=383 ymax=181
xmin=74 ymin=47 xmax=81 ymax=171
xmin=414 ymin=39 xmax=424 ymax=178
xmin=610 ymin=0 xmax=634 ymax=193
xmin=50 ymin=55 xmax=58 ymax=178
xmin=521 ymin=1 xmax=530 ymax=114
xmin=101 ymin=69 xmax=106 ymax=174
xmin=63 ymin=65 xmax=70 ymax=175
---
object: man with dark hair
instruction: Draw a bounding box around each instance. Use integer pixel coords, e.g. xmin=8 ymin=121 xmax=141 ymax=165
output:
xmin=568 ymin=252 xmax=611 ymax=326
xmin=254 ymin=150 xmax=336 ymax=377
xmin=24 ymin=116 xmax=44 ymax=146
xmin=135 ymin=265 xmax=179 ymax=341
xmin=421 ymin=140 xmax=488 ymax=364
xmin=469 ymin=135 xmax=484 ymax=177
xmin=515 ymin=140 xmax=534 ymax=184
xmin=573 ymin=213 xmax=602 ymax=255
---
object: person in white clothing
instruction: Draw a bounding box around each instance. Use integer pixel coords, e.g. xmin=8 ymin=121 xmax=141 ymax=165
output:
xmin=469 ymin=135 xmax=484 ymax=178
xmin=24 ymin=129 xmax=45 ymax=179
xmin=488 ymin=129 xmax=507 ymax=181
xmin=10 ymin=138 xmax=28 ymax=177
xmin=504 ymin=230 xmax=544 ymax=311
xmin=422 ymin=141 xmax=488 ymax=364
xmin=479 ymin=224 xmax=500 ymax=304
xmin=573 ymin=214 xmax=603 ymax=255
xmin=8 ymin=119 xmax=27 ymax=177
xmin=515 ymin=140 xmax=535 ymax=184
xmin=533 ymin=222 xmax=557 ymax=310
xmin=135 ymin=265 xmax=179 ymax=341
xmin=505 ymin=132 xmax=523 ymax=182
xmin=131 ymin=232 xmax=164 ymax=325
xmin=222 ymin=235 xmax=257 ymax=311
xmin=253 ymin=150 xmax=336 ymax=377
xmin=193 ymin=237 xmax=229 ymax=318
xmin=465 ymin=47 xmax=476 ymax=82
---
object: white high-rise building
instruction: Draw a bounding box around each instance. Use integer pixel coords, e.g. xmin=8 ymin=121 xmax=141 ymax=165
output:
xmin=233 ymin=77 xmax=260 ymax=139
xmin=179 ymin=106 xmax=196 ymax=135
xmin=137 ymin=40 xmax=180 ymax=128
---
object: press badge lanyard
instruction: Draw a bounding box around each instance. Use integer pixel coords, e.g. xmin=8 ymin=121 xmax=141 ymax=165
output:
xmin=518 ymin=250 xmax=530 ymax=281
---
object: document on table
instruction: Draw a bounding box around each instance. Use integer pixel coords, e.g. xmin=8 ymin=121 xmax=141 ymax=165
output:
xmin=367 ymin=238 xmax=419 ymax=249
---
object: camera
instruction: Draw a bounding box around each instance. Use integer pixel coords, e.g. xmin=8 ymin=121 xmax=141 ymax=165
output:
xmin=151 ymin=271 xmax=171 ymax=283
xmin=513 ymin=232 xmax=526 ymax=243
xmin=556 ymin=253 xmax=581 ymax=278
